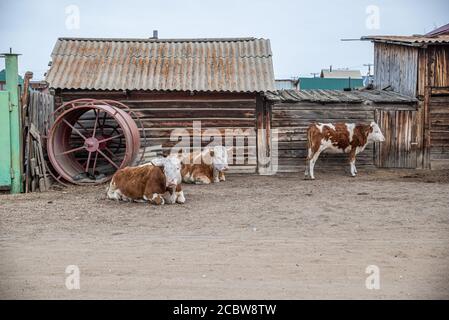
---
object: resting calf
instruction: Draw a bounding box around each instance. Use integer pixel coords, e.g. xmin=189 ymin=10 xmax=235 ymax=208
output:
xmin=180 ymin=146 xmax=230 ymax=184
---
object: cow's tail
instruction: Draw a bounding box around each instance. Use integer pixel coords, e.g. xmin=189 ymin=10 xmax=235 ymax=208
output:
xmin=306 ymin=124 xmax=313 ymax=161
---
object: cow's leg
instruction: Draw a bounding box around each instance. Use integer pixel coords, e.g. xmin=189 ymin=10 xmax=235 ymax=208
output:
xmin=309 ymin=150 xmax=322 ymax=180
xmin=213 ymin=168 xmax=220 ymax=183
xmin=175 ymin=184 xmax=186 ymax=204
xmin=164 ymin=186 xmax=177 ymax=204
xmin=219 ymin=171 xmax=226 ymax=181
xmin=304 ymin=147 xmax=313 ymax=178
xmin=349 ymin=149 xmax=357 ymax=177
xmin=194 ymin=175 xmax=212 ymax=184
xmin=143 ymin=183 xmax=165 ymax=205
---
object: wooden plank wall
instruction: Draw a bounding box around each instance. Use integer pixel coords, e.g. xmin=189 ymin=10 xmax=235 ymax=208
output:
xmin=57 ymin=91 xmax=258 ymax=173
xmin=374 ymin=109 xmax=417 ymax=168
xmin=271 ymin=102 xmax=376 ymax=173
xmin=429 ymin=94 xmax=449 ymax=169
xmin=374 ymin=43 xmax=418 ymax=97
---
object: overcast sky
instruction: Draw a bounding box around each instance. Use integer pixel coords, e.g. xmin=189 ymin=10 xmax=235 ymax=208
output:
xmin=1 ymin=0 xmax=448 ymax=80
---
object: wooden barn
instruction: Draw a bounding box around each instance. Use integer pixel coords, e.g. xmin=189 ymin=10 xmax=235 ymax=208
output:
xmin=264 ymin=89 xmax=417 ymax=173
xmin=45 ymin=36 xmax=276 ymax=174
xmin=362 ymin=30 xmax=449 ymax=169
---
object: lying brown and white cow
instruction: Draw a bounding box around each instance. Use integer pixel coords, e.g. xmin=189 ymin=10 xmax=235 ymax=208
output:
xmin=106 ymin=156 xmax=185 ymax=205
xmin=178 ymin=146 xmax=230 ymax=184
xmin=305 ymin=122 xmax=385 ymax=180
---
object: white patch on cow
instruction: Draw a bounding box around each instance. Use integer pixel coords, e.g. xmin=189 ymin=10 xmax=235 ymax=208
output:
xmin=107 ymin=180 xmax=123 ymax=201
xmin=368 ymin=122 xmax=385 ymax=142
xmin=316 ymin=123 xmax=336 ymax=133
xmin=176 ymin=190 xmax=186 ymax=204
xmin=151 ymin=193 xmax=165 ymax=205
xmin=346 ymin=123 xmax=355 ymax=142
xmin=320 ymin=138 xmax=344 ymax=154
xmin=356 ymin=143 xmax=369 ymax=155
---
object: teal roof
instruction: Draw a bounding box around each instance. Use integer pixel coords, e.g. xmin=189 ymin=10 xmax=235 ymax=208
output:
xmin=0 ymin=69 xmax=24 ymax=85
xmin=299 ymin=77 xmax=363 ymax=90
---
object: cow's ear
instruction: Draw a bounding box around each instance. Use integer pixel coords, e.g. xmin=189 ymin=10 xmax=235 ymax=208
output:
xmin=161 ymin=150 xmax=170 ymax=158
xmin=209 ymin=149 xmax=215 ymax=157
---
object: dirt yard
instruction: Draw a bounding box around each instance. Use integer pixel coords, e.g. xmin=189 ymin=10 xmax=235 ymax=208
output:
xmin=1 ymin=169 xmax=449 ymax=299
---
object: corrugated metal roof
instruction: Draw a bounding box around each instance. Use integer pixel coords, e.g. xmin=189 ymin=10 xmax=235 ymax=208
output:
xmin=361 ymin=35 xmax=449 ymax=46
xmin=320 ymin=69 xmax=362 ymax=79
xmin=426 ymin=23 xmax=449 ymax=37
xmin=265 ymin=89 xmax=417 ymax=104
xmin=45 ymin=37 xmax=275 ymax=93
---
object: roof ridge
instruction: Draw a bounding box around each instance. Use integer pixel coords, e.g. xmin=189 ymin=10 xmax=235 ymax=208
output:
xmin=57 ymin=37 xmax=266 ymax=43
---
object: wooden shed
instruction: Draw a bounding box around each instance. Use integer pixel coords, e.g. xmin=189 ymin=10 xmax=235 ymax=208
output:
xmin=45 ymin=37 xmax=276 ymax=174
xmin=362 ymin=32 xmax=449 ymax=169
xmin=264 ymin=89 xmax=417 ymax=173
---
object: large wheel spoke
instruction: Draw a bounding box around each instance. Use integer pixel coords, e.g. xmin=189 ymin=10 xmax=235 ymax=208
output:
xmin=97 ymin=149 xmax=120 ymax=169
xmin=56 ymin=145 xmax=85 ymax=156
xmin=92 ymin=152 xmax=99 ymax=173
xmin=100 ymin=112 xmax=107 ymax=134
xmin=104 ymin=147 xmax=119 ymax=159
xmin=92 ymin=110 xmax=100 ymax=138
xmin=63 ymin=119 xmax=87 ymax=140
xmin=85 ymin=151 xmax=93 ymax=172
xmin=98 ymin=133 xmax=124 ymax=144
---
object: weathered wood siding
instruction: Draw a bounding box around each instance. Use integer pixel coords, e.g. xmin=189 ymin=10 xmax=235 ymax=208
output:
xmin=374 ymin=109 xmax=418 ymax=168
xmin=374 ymin=43 xmax=419 ymax=97
xmin=57 ymin=91 xmax=258 ymax=173
xmin=429 ymin=94 xmax=449 ymax=169
xmin=271 ymin=103 xmax=376 ymax=173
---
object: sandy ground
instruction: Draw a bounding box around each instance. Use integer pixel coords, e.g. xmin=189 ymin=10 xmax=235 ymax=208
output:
xmin=1 ymin=168 xmax=449 ymax=299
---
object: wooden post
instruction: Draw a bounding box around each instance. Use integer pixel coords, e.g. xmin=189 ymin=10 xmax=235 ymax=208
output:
xmin=256 ymin=95 xmax=267 ymax=174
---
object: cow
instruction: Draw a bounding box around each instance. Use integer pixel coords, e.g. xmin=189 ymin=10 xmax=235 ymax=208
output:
xmin=305 ymin=122 xmax=385 ymax=180
xmin=106 ymin=156 xmax=185 ymax=205
xmin=179 ymin=146 xmax=230 ymax=184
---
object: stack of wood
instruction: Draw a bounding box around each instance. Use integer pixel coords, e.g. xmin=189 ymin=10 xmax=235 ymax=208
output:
xmin=21 ymin=72 xmax=54 ymax=192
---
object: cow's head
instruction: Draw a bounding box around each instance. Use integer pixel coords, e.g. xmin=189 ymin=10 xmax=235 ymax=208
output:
xmin=151 ymin=156 xmax=182 ymax=188
xmin=207 ymin=146 xmax=230 ymax=172
xmin=369 ymin=122 xmax=385 ymax=142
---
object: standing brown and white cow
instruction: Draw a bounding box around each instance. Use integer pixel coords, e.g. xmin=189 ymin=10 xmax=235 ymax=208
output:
xmin=305 ymin=122 xmax=385 ymax=180
xmin=106 ymin=156 xmax=185 ymax=205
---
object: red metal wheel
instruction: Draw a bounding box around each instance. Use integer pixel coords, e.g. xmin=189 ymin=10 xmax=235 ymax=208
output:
xmin=46 ymin=99 xmax=141 ymax=185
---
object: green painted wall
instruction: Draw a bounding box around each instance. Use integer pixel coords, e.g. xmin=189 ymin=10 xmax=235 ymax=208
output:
xmin=299 ymin=77 xmax=364 ymax=90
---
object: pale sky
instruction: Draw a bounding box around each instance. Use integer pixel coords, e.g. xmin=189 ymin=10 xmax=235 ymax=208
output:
xmin=1 ymin=0 xmax=448 ymax=80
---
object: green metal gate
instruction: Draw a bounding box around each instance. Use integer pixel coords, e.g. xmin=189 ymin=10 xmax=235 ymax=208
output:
xmin=0 ymin=91 xmax=11 ymax=188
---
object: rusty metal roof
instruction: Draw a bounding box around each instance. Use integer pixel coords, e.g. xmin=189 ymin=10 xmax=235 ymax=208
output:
xmin=265 ymin=89 xmax=417 ymax=104
xmin=426 ymin=23 xmax=449 ymax=37
xmin=361 ymin=35 xmax=449 ymax=46
xmin=45 ymin=37 xmax=275 ymax=93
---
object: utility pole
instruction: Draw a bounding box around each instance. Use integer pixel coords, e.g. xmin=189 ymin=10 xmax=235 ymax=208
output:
xmin=363 ymin=63 xmax=373 ymax=76
xmin=310 ymin=73 xmax=319 ymax=78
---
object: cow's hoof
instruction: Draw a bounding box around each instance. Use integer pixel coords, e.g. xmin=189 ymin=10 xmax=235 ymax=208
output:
xmin=176 ymin=198 xmax=185 ymax=204
xmin=152 ymin=195 xmax=165 ymax=205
